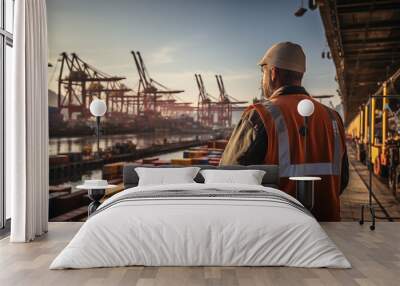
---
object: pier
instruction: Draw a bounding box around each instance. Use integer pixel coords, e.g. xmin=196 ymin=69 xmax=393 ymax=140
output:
xmin=342 ymin=143 xmax=400 ymax=221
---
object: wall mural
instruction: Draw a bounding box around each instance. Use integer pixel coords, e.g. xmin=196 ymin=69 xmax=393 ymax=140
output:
xmin=47 ymin=0 xmax=338 ymax=221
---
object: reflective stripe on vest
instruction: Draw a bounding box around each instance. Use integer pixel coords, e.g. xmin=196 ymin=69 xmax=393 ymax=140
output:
xmin=263 ymin=101 xmax=341 ymax=177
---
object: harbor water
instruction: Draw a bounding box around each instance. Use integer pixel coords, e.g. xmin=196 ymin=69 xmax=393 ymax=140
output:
xmin=49 ymin=132 xmax=216 ymax=156
xmin=50 ymin=132 xmax=220 ymax=190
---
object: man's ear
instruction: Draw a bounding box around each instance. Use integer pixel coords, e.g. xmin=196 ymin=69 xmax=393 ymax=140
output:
xmin=270 ymin=66 xmax=277 ymax=81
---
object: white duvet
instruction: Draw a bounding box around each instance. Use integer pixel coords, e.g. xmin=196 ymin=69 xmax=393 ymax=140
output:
xmin=50 ymin=183 xmax=351 ymax=269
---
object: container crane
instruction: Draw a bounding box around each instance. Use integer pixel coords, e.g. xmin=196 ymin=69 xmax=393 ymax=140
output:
xmin=215 ymin=75 xmax=247 ymax=127
xmin=195 ymin=74 xmax=217 ymax=127
xmin=57 ymin=52 xmax=131 ymax=119
xmin=130 ymin=51 xmax=185 ymax=117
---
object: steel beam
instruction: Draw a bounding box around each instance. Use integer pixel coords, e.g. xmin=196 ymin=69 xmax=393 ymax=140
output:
xmin=337 ymin=2 xmax=400 ymax=14
xmin=344 ymin=37 xmax=400 ymax=46
xmin=341 ymin=21 xmax=400 ymax=32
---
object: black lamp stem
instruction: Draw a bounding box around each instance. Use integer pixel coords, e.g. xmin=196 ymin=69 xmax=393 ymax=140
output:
xmin=304 ymin=116 xmax=308 ymax=163
xmin=96 ymin=116 xmax=101 ymax=158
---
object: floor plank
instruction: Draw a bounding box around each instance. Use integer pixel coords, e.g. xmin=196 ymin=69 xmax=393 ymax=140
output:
xmin=1 ymin=222 xmax=399 ymax=286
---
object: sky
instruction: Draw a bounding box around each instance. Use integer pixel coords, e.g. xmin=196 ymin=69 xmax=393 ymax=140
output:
xmin=47 ymin=0 xmax=340 ymax=107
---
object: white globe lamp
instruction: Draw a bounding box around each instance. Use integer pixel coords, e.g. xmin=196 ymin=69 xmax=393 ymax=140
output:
xmin=89 ymin=99 xmax=107 ymax=158
xmin=297 ymin=99 xmax=315 ymax=117
xmin=90 ymin=99 xmax=107 ymax=117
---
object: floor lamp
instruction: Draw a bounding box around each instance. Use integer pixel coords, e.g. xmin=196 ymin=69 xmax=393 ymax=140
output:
xmin=297 ymin=99 xmax=315 ymax=161
xmin=291 ymin=99 xmax=319 ymax=211
xmin=89 ymin=99 xmax=107 ymax=158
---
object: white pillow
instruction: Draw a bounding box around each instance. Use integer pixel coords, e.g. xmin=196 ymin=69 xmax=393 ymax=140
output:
xmin=135 ymin=167 xmax=200 ymax=186
xmin=200 ymin=169 xmax=266 ymax=185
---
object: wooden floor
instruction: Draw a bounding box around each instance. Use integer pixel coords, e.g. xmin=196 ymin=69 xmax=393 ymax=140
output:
xmin=1 ymin=222 xmax=399 ymax=286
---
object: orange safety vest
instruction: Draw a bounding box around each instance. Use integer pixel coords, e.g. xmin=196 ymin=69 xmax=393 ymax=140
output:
xmin=246 ymin=94 xmax=346 ymax=221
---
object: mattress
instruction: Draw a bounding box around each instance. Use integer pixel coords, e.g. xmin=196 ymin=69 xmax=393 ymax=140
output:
xmin=50 ymin=183 xmax=351 ymax=269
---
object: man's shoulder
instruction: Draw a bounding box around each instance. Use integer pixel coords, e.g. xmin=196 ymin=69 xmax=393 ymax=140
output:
xmin=246 ymin=100 xmax=274 ymax=112
xmin=242 ymin=106 xmax=264 ymax=126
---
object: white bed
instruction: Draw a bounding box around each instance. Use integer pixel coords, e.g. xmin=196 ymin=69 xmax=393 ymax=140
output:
xmin=50 ymin=183 xmax=351 ymax=269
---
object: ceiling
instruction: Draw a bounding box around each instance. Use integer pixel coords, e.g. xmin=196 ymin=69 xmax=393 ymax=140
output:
xmin=319 ymin=0 xmax=400 ymax=124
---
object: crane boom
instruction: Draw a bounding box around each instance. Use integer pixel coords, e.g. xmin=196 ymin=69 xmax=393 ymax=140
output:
xmin=131 ymin=51 xmax=146 ymax=88
xmin=136 ymin=51 xmax=150 ymax=87
xmin=130 ymin=50 xmax=187 ymax=117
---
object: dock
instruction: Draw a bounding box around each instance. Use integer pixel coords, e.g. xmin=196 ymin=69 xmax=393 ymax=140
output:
xmin=342 ymin=143 xmax=400 ymax=221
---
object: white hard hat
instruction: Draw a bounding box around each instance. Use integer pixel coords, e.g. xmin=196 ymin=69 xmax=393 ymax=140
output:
xmin=259 ymin=42 xmax=306 ymax=73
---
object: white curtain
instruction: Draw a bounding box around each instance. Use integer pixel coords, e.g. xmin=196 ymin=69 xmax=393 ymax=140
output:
xmin=7 ymin=0 xmax=49 ymax=242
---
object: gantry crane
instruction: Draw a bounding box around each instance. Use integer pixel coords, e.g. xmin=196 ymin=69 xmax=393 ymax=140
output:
xmin=107 ymin=86 xmax=138 ymax=119
xmin=195 ymin=74 xmax=218 ymax=127
xmin=130 ymin=51 xmax=185 ymax=117
xmin=215 ymin=75 xmax=247 ymax=127
xmin=57 ymin=52 xmax=132 ymax=119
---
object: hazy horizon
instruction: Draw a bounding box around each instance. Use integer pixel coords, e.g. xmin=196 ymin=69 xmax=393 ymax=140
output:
xmin=47 ymin=0 xmax=340 ymax=108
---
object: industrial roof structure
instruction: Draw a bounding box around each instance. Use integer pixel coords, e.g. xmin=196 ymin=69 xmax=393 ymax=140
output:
xmin=319 ymin=0 xmax=400 ymax=124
